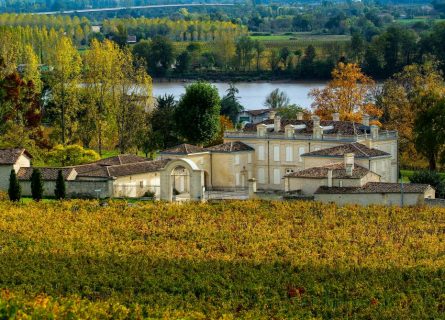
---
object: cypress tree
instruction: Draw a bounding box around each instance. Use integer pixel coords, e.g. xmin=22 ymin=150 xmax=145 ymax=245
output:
xmin=54 ymin=170 xmax=66 ymax=200
xmin=31 ymin=169 xmax=44 ymax=201
xmin=8 ymin=169 xmax=21 ymax=202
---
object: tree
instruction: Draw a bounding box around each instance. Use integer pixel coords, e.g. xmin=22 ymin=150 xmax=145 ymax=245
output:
xmin=409 ymin=170 xmax=445 ymax=198
xmin=264 ymin=88 xmax=290 ymax=109
xmin=413 ymin=96 xmax=445 ymax=170
xmin=220 ymin=83 xmax=244 ymax=123
xmin=310 ymin=62 xmax=380 ymax=122
xmin=134 ymin=37 xmax=174 ymax=77
xmin=236 ymin=36 xmax=255 ymax=71
xmin=47 ymin=144 xmax=100 ymax=167
xmin=150 ymin=94 xmax=180 ymax=149
xmin=48 ymin=36 xmax=82 ymax=145
xmin=175 ymin=51 xmax=191 ymax=73
xmin=376 ymin=61 xmax=445 ymax=167
xmin=22 ymin=44 xmax=42 ymax=93
xmin=175 ymin=82 xmax=221 ymax=145
xmin=253 ymin=40 xmax=265 ymax=71
xmin=211 ymin=115 xmax=234 ymax=145
xmin=8 ymin=169 xmax=21 ymax=202
xmin=276 ymin=104 xmax=305 ymax=119
xmin=54 ymin=170 xmax=66 ymax=200
xmin=30 ymin=168 xmax=44 ymax=201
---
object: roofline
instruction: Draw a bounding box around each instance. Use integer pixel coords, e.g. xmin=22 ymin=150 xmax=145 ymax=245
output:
xmin=159 ymin=151 xmax=210 ymax=156
xmin=301 ymin=154 xmax=391 ymax=159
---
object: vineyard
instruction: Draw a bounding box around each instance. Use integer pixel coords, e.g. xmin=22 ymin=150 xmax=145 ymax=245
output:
xmin=0 ymin=199 xmax=444 ymax=318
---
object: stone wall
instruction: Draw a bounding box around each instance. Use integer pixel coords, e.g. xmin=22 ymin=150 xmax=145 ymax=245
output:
xmin=20 ymin=180 xmax=113 ymax=199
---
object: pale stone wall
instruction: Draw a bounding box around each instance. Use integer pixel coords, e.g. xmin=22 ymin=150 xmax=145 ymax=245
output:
xmin=0 ymin=165 xmax=13 ymax=191
xmin=315 ymin=187 xmax=435 ymax=207
xmin=285 ymin=171 xmax=381 ymax=195
xmin=113 ymin=172 xmax=160 ymax=198
xmin=20 ymin=180 xmax=113 ymax=198
xmin=211 ymin=152 xmax=253 ymax=189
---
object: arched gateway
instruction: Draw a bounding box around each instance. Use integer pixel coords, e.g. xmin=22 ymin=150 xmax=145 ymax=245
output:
xmin=160 ymin=158 xmax=205 ymax=202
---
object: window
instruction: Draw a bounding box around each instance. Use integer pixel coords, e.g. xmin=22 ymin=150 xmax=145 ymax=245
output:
xmin=314 ymin=147 xmax=320 ymax=151
xmin=234 ymin=155 xmax=240 ymax=165
xmin=285 ymin=146 xmax=293 ymax=162
xmin=235 ymin=173 xmax=240 ymax=186
xmin=273 ymin=145 xmax=280 ymax=162
xmin=298 ymin=146 xmax=305 ymax=162
xmin=248 ymin=153 xmax=252 ymax=164
xmin=273 ymin=168 xmax=281 ymax=185
xmin=339 ymin=180 xmax=343 ymax=187
xmin=140 ymin=181 xmax=144 ymax=188
xmin=258 ymin=168 xmax=265 ymax=184
xmin=258 ymin=145 xmax=265 ymax=161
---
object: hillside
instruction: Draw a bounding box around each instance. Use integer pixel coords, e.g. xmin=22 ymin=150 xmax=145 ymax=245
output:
xmin=0 ymin=200 xmax=444 ymax=318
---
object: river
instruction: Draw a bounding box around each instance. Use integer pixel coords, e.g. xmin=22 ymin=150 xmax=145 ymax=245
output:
xmin=152 ymin=81 xmax=326 ymax=110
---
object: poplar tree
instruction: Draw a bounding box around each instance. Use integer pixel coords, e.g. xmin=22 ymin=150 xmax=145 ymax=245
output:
xmin=54 ymin=170 xmax=66 ymax=200
xmin=8 ymin=170 xmax=21 ymax=202
xmin=30 ymin=169 xmax=44 ymax=201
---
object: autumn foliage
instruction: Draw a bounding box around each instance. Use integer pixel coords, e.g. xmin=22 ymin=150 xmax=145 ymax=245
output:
xmin=0 ymin=200 xmax=444 ymax=318
xmin=310 ymin=62 xmax=382 ymax=123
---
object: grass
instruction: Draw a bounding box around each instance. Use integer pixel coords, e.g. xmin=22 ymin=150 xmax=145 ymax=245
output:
xmin=395 ymin=18 xmax=445 ymax=25
xmin=0 ymin=200 xmax=444 ymax=318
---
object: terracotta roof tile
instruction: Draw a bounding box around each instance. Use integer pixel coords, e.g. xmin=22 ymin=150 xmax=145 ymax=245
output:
xmin=0 ymin=148 xmax=32 ymax=165
xmin=160 ymin=144 xmax=207 ymax=155
xmin=206 ymin=141 xmax=254 ymax=153
xmin=285 ymin=162 xmax=372 ymax=179
xmin=315 ymin=182 xmax=433 ymax=194
xmin=106 ymin=159 xmax=170 ymax=177
xmin=17 ymin=167 xmax=75 ymax=181
xmin=302 ymin=143 xmax=390 ymax=158
xmin=94 ymin=154 xmax=148 ymax=166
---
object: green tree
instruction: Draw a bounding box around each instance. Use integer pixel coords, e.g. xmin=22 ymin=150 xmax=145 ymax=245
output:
xmin=264 ymin=88 xmax=290 ymax=109
xmin=220 ymin=83 xmax=244 ymax=124
xmin=413 ymin=96 xmax=445 ymax=171
xmin=150 ymin=94 xmax=180 ymax=149
xmin=54 ymin=170 xmax=66 ymax=200
xmin=8 ymin=169 xmax=21 ymax=202
xmin=134 ymin=37 xmax=174 ymax=77
xmin=30 ymin=168 xmax=44 ymax=201
xmin=409 ymin=170 xmax=445 ymax=198
xmin=276 ymin=104 xmax=305 ymax=119
xmin=175 ymin=82 xmax=221 ymax=145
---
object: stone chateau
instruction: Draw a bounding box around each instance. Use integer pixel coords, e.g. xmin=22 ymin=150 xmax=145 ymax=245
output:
xmin=0 ymin=112 xmax=435 ymax=206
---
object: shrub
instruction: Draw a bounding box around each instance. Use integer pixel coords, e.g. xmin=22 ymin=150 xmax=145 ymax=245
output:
xmin=31 ymin=169 xmax=44 ymax=201
xmin=143 ymin=190 xmax=156 ymax=198
xmin=409 ymin=170 xmax=445 ymax=198
xmin=54 ymin=170 xmax=66 ymax=200
xmin=8 ymin=169 xmax=21 ymax=202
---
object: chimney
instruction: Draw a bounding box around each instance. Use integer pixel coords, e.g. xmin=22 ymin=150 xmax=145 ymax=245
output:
xmin=274 ymin=115 xmax=281 ymax=132
xmin=362 ymin=114 xmax=370 ymax=127
xmin=332 ymin=113 xmax=340 ymax=121
xmin=370 ymin=125 xmax=379 ymax=140
xmin=344 ymin=153 xmax=354 ymax=176
xmin=269 ymin=110 xmax=276 ymax=120
xmin=257 ymin=124 xmax=267 ymax=137
xmin=312 ymin=115 xmax=322 ymax=139
xmin=284 ymin=124 xmax=295 ymax=138
xmin=327 ymin=169 xmax=333 ymax=187
xmin=296 ymin=111 xmax=304 ymax=120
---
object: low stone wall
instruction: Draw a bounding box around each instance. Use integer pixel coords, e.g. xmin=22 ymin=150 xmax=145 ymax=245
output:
xmin=425 ymin=198 xmax=445 ymax=207
xmin=20 ymin=180 xmax=113 ymax=199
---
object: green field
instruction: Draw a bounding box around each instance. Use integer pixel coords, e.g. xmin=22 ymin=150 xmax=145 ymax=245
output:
xmin=0 ymin=200 xmax=444 ymax=318
xmin=395 ymin=18 xmax=445 ymax=25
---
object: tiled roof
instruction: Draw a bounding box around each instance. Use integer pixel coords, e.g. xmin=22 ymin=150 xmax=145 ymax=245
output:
xmin=94 ymin=154 xmax=148 ymax=166
xmin=106 ymin=159 xmax=170 ymax=177
xmin=17 ymin=167 xmax=75 ymax=181
xmin=0 ymin=148 xmax=32 ymax=165
xmin=243 ymin=119 xmax=368 ymax=135
xmin=160 ymin=144 xmax=207 ymax=155
xmin=302 ymin=143 xmax=390 ymax=158
xmin=244 ymin=109 xmax=270 ymax=116
xmin=75 ymin=159 xmax=171 ymax=178
xmin=206 ymin=141 xmax=254 ymax=153
xmin=315 ymin=182 xmax=433 ymax=194
xmin=285 ymin=162 xmax=373 ymax=179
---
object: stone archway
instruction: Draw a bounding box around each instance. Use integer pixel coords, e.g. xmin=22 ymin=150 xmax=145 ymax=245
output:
xmin=160 ymin=158 xmax=205 ymax=202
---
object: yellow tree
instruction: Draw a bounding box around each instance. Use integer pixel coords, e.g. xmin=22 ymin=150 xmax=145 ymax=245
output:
xmin=83 ymin=39 xmax=120 ymax=155
xmin=22 ymin=44 xmax=42 ymax=93
xmin=48 ymin=36 xmax=82 ymax=145
xmin=310 ymin=62 xmax=381 ymax=122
